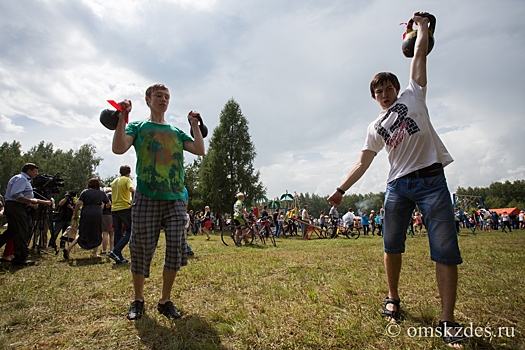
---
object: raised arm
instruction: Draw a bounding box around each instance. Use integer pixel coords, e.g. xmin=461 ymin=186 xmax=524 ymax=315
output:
xmin=410 ymin=12 xmax=430 ymax=87
xmin=112 ymin=100 xmax=134 ymax=154
xmin=328 ymin=150 xmax=376 ymax=206
xmin=183 ymin=110 xmax=205 ymax=156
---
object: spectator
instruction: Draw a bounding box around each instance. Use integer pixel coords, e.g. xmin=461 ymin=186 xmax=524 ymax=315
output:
xmin=64 ymin=178 xmax=110 ymax=259
xmin=361 ymin=211 xmax=370 ymax=236
xmin=375 ymin=211 xmax=382 ymax=236
xmin=0 ymin=163 xmax=52 ymax=266
xmin=301 ymin=205 xmax=309 ymax=239
xmin=501 ymin=210 xmax=512 ymax=232
xmin=108 ymin=165 xmax=135 ymax=264
xmin=101 ymin=188 xmax=114 ymax=254
xmin=370 ymin=210 xmax=377 ymax=235
xmin=0 ymin=194 xmax=15 ymax=263
xmin=329 ymin=205 xmax=339 ymax=238
xmin=273 ymin=209 xmax=281 ymax=237
xmin=233 ymin=193 xmax=250 ymax=245
xmin=319 ymin=210 xmax=326 ymax=230
xmin=202 ymin=206 xmax=211 ymax=240
xmin=49 ymin=190 xmax=76 ymax=251
xmin=342 ymin=208 xmax=355 ymax=231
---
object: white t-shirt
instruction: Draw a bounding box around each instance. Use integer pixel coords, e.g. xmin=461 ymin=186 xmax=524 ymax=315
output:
xmin=342 ymin=212 xmax=355 ymax=224
xmin=301 ymin=209 xmax=309 ymax=221
xmin=363 ymin=79 xmax=453 ymax=184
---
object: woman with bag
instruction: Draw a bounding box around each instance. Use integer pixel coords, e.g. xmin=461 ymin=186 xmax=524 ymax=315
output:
xmin=63 ymin=178 xmax=110 ymax=259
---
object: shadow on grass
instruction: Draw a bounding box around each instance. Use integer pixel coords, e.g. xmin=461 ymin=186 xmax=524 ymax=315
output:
xmin=66 ymin=256 xmax=108 ymax=267
xmin=135 ymin=312 xmax=226 ymax=350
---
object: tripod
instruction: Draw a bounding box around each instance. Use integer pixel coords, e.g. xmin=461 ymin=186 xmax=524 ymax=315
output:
xmin=30 ymin=203 xmax=53 ymax=254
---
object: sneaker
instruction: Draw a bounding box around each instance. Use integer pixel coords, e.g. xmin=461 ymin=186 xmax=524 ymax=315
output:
xmin=120 ymin=258 xmax=129 ymax=263
xmin=108 ymin=251 xmax=121 ymax=263
xmin=100 ymin=250 xmax=107 ymax=255
xmin=157 ymin=301 xmax=181 ymax=319
xmin=127 ymin=300 xmax=144 ymax=320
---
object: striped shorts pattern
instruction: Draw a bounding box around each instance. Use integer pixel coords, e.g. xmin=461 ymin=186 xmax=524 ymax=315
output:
xmin=130 ymin=191 xmax=188 ymax=278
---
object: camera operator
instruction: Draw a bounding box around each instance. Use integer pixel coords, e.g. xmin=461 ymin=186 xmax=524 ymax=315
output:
xmin=0 ymin=163 xmax=52 ymax=266
xmin=49 ymin=190 xmax=76 ymax=250
xmin=0 ymin=194 xmax=15 ymax=262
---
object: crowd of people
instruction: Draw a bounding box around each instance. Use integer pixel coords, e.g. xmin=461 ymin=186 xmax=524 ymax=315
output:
xmin=455 ymin=208 xmax=524 ymax=233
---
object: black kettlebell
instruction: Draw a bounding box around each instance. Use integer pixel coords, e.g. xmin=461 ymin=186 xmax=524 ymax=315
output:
xmin=402 ymin=13 xmax=436 ymax=58
xmin=188 ymin=114 xmax=208 ymax=138
xmin=100 ymin=109 xmax=120 ymax=130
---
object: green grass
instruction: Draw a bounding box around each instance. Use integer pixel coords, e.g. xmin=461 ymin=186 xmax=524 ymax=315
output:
xmin=0 ymin=229 xmax=524 ymax=349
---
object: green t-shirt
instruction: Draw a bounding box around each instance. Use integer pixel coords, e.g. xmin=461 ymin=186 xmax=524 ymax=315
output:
xmin=126 ymin=121 xmax=193 ymax=200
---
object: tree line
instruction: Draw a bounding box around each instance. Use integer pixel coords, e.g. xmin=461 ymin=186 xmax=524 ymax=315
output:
xmin=455 ymin=181 xmax=525 ymax=209
xmin=0 ymin=140 xmax=107 ymax=198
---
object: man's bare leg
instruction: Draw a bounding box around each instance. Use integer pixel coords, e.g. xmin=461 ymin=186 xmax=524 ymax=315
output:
xmin=132 ymin=273 xmax=145 ymax=301
xmin=159 ymin=268 xmax=177 ymax=304
xmin=436 ymin=263 xmax=458 ymax=322
xmin=384 ymin=253 xmax=402 ymax=322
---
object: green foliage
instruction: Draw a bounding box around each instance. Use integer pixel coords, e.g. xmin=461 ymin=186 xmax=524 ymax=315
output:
xmin=184 ymin=158 xmax=204 ymax=212
xmin=456 ymin=180 xmax=525 ymax=209
xmin=198 ymin=99 xmax=265 ymax=215
xmin=0 ymin=140 xmax=103 ymax=199
xmin=0 ymin=141 xmax=23 ymax=194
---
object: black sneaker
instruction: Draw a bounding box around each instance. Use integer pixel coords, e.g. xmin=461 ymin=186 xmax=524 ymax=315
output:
xmin=157 ymin=301 xmax=181 ymax=319
xmin=127 ymin=300 xmax=144 ymax=320
xmin=108 ymin=251 xmax=121 ymax=263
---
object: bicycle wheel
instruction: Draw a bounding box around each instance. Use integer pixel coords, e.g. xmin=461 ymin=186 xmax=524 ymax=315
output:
xmin=239 ymin=227 xmax=255 ymax=246
xmin=251 ymin=229 xmax=265 ymax=245
xmin=348 ymin=228 xmax=360 ymax=239
xmin=221 ymin=229 xmax=236 ymax=246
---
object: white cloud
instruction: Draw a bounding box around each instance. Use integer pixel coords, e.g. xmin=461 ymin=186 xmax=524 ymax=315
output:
xmin=1 ymin=0 xmax=524 ymax=202
xmin=0 ymin=115 xmax=24 ymax=134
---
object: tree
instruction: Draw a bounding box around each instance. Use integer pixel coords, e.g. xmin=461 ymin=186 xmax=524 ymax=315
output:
xmin=184 ymin=158 xmax=204 ymax=212
xmin=0 ymin=141 xmax=24 ymax=194
xmin=198 ymin=99 xmax=265 ymax=215
xmin=0 ymin=140 xmax=103 ymax=200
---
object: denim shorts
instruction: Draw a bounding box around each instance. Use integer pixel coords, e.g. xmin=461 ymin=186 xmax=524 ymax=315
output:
xmin=383 ymin=173 xmax=462 ymax=265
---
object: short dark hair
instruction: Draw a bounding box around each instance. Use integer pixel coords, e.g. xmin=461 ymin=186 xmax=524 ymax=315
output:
xmin=119 ymin=165 xmax=132 ymax=176
xmin=21 ymin=163 xmax=38 ymax=173
xmin=145 ymin=84 xmax=169 ymax=107
xmin=370 ymin=72 xmax=401 ymax=99
xmin=86 ymin=178 xmax=101 ymax=190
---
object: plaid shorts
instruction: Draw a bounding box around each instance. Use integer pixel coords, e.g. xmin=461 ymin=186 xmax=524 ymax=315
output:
xmin=130 ymin=191 xmax=188 ymax=278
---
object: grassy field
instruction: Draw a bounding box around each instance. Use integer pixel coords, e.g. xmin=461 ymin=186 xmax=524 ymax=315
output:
xmin=0 ymin=228 xmax=523 ymax=350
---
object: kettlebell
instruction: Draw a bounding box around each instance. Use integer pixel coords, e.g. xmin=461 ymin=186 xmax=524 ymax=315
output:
xmin=188 ymin=114 xmax=208 ymax=138
xmin=100 ymin=109 xmax=120 ymax=130
xmin=402 ymin=13 xmax=436 ymax=58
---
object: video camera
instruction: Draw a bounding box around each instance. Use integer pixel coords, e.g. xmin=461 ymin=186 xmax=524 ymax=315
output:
xmin=32 ymin=173 xmax=65 ymax=199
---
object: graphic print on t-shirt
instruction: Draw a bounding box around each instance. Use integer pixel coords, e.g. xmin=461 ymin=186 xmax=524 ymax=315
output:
xmin=374 ymin=103 xmax=420 ymax=148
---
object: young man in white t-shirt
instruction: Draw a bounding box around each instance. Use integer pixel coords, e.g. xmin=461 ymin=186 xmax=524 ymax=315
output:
xmin=328 ymin=12 xmax=464 ymax=348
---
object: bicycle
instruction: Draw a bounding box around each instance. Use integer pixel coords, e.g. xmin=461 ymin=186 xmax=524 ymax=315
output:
xmin=328 ymin=219 xmax=360 ymax=239
xmin=221 ymin=217 xmax=256 ymax=246
xmin=252 ymin=216 xmax=277 ymax=247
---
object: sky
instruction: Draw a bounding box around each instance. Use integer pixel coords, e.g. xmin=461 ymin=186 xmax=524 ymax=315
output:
xmin=1 ymin=0 xmax=524 ymax=201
